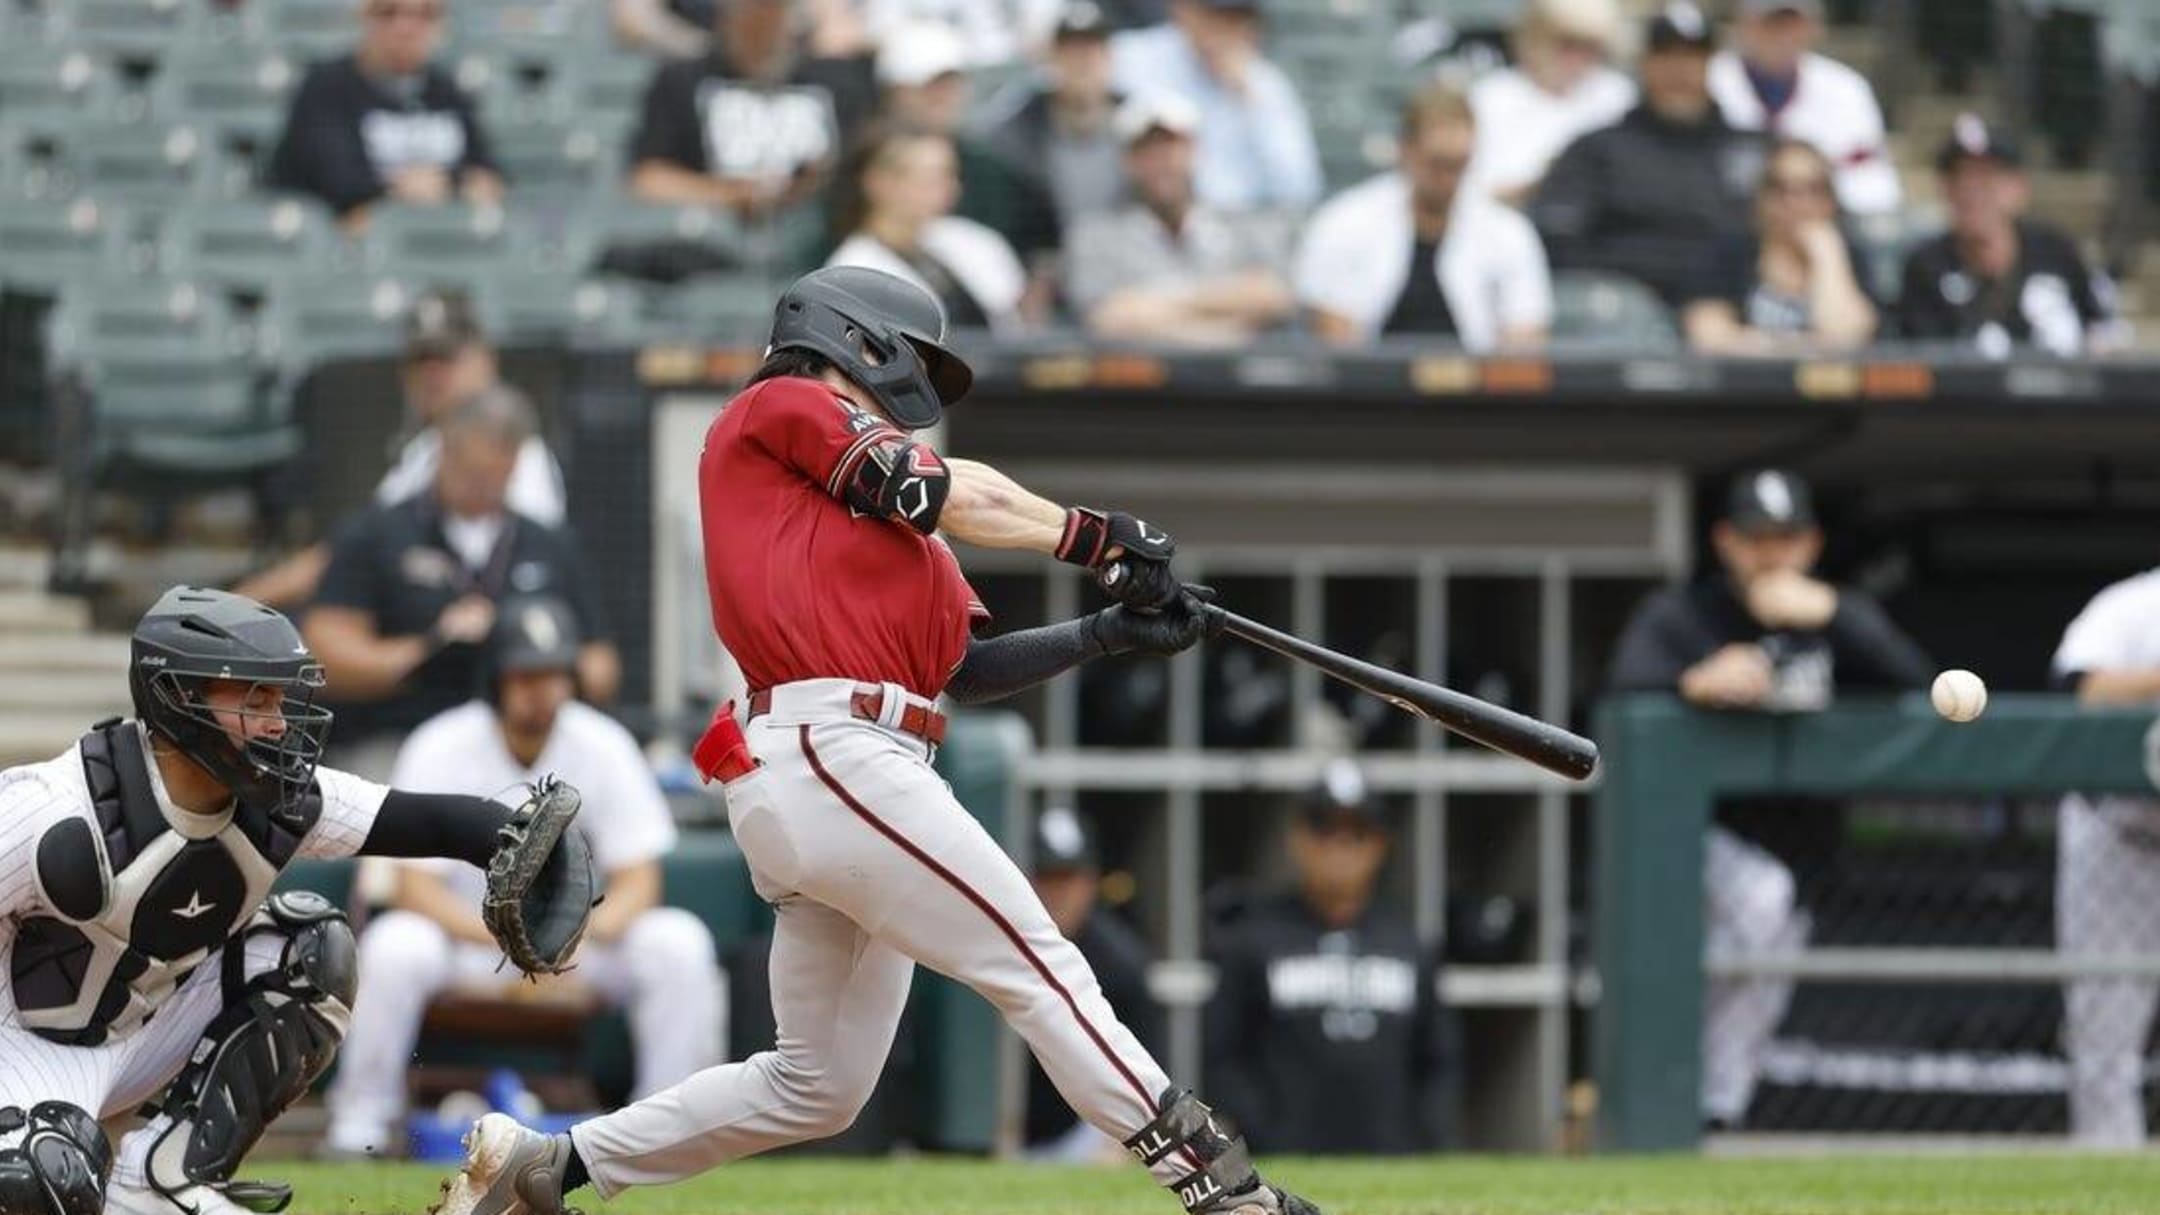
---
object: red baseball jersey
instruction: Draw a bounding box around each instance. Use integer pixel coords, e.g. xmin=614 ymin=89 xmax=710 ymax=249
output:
xmin=698 ymin=376 xmax=987 ymax=699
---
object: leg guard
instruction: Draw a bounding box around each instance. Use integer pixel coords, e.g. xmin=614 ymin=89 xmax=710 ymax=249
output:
xmin=142 ymin=893 xmax=355 ymax=1214
xmin=1123 ymin=1089 xmax=1323 ymax=1215
xmin=0 ymin=1103 xmax=109 ymax=1215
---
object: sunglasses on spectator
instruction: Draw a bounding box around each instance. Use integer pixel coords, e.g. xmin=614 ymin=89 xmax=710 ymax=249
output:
xmin=1764 ymin=175 xmax=1830 ymax=198
xmin=1412 ymin=152 xmax=1472 ymax=177
xmin=367 ymin=2 xmax=443 ymax=22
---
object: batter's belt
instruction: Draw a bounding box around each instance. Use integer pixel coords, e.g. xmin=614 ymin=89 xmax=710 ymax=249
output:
xmin=746 ymin=680 xmax=949 ymax=748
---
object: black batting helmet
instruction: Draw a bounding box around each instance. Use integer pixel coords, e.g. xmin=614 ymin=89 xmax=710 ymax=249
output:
xmin=129 ymin=586 xmax=333 ymax=814
xmin=766 ymin=266 xmax=973 ymax=431
xmin=481 ymin=594 xmax=582 ymax=706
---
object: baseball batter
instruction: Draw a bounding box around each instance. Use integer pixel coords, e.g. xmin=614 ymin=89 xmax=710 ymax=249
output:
xmin=441 ymin=267 xmax=1324 ymax=1215
xmin=0 ymin=587 xmax=593 ymax=1215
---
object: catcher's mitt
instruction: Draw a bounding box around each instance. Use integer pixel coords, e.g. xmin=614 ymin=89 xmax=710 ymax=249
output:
xmin=482 ymin=776 xmax=598 ymax=976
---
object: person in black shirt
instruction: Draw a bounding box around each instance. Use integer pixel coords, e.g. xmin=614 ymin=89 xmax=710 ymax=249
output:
xmin=1023 ymin=807 xmax=1163 ymax=1161
xmin=267 ymin=0 xmax=502 ymax=231
xmin=1532 ymin=3 xmax=1767 ymax=309
xmin=625 ymin=0 xmax=875 ymax=219
xmin=303 ymin=387 xmax=620 ymax=776
xmin=1606 ymin=468 xmax=1931 ymax=1128
xmin=1683 ymin=138 xmax=1878 ymax=355
xmin=1895 ymin=114 xmax=2125 ymax=357
xmin=1204 ymin=762 xmax=1450 ymax=1155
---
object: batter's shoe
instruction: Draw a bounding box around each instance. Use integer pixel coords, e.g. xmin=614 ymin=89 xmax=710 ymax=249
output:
xmin=103 ymin=1178 xmax=270 ymax=1215
xmin=1193 ymin=1181 xmax=1326 ymax=1215
xmin=430 ymin=1114 xmax=579 ymax=1215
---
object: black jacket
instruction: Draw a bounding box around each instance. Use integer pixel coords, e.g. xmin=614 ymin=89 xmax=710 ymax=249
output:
xmin=1531 ymin=104 xmax=1767 ymax=308
xmin=268 ymin=55 xmax=497 ymax=216
xmin=1204 ymin=892 xmax=1450 ymax=1155
xmin=1895 ymin=219 xmax=2118 ymax=350
xmin=1605 ymin=577 xmax=1932 ymax=698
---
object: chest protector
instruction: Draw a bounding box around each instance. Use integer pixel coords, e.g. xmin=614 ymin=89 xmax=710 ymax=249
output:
xmin=9 ymin=721 xmax=322 ymax=1046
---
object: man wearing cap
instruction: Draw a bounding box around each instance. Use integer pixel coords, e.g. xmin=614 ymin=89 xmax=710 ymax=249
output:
xmin=1204 ymin=762 xmax=1451 ymax=1154
xmin=303 ymin=388 xmax=621 ymax=777
xmin=1296 ymin=81 xmax=1552 ymax=350
xmin=1063 ymin=93 xmax=1294 ymax=343
xmin=268 ymin=0 xmax=504 ymax=232
xmin=1896 ymin=114 xmax=2126 ymax=358
xmin=324 ymin=594 xmax=720 ymax=1157
xmin=1023 ymin=807 xmax=1164 ymax=1161
xmin=1606 ymin=469 xmax=1931 ymax=1127
xmin=1532 ymin=2 xmax=1766 ymax=308
xmin=1707 ymin=0 xmax=1900 ymax=217
xmin=976 ymin=1 xmax=1129 ymax=229
xmin=1466 ymin=0 xmax=1635 ymax=207
xmin=626 ymin=0 xmax=876 ymax=221
xmin=234 ymin=291 xmax=566 ymax=611
xmin=1109 ymin=0 xmax=1321 ymax=212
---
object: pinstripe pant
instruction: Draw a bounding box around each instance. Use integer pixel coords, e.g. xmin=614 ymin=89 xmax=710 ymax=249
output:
xmin=2059 ymin=794 xmax=2160 ymax=1148
xmin=0 ymin=926 xmax=287 ymax=1187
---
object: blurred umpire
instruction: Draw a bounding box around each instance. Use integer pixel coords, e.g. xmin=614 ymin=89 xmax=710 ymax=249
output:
xmin=1203 ymin=762 xmax=1452 ymax=1154
xmin=1023 ymin=807 xmax=1163 ymax=1161
xmin=1606 ymin=468 xmax=1931 ymax=1127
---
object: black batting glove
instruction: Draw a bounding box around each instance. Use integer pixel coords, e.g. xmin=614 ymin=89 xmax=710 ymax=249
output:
xmin=1056 ymin=507 xmax=1174 ymax=570
xmin=1088 ymin=587 xmax=1219 ymax=657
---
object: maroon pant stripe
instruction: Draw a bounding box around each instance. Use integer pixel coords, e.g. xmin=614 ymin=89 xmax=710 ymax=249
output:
xmin=797 ymin=726 xmax=1182 ymax=1138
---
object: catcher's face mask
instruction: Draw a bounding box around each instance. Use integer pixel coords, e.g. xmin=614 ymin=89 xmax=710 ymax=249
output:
xmin=155 ymin=670 xmax=333 ymax=812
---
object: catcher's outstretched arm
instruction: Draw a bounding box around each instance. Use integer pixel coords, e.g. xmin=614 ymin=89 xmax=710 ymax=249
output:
xmin=360 ymin=790 xmax=514 ymax=866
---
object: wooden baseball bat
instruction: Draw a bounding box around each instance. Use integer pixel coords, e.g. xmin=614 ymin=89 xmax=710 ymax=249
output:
xmin=1200 ymin=604 xmax=1601 ymax=782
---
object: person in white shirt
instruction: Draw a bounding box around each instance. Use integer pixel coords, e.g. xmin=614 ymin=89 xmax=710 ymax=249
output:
xmin=1296 ymin=82 xmax=1552 ymax=350
xmin=1707 ymin=0 xmax=1900 ymax=217
xmin=1466 ymin=0 xmax=1635 ymax=208
xmin=2050 ymin=568 xmax=2160 ymax=1148
xmin=324 ymin=595 xmax=722 ymax=1156
xmin=827 ymin=124 xmax=1029 ymax=331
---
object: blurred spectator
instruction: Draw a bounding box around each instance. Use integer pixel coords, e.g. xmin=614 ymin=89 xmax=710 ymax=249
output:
xmin=1606 ymin=469 xmax=1931 ymax=1127
xmin=1023 ymin=807 xmax=1162 ymax=1161
xmin=626 ymin=0 xmax=876 ymax=218
xmin=976 ymin=1 xmax=1128 ymax=229
xmin=1708 ymin=0 xmax=1900 ymax=216
xmin=1109 ymin=0 xmax=1321 ymax=211
xmin=1531 ymin=3 xmax=1766 ymax=309
xmin=1896 ymin=115 xmax=2126 ymax=358
xmin=880 ymin=22 xmax=1062 ymax=290
xmin=614 ymin=0 xmax=871 ymax=59
xmin=1205 ymin=762 xmax=1450 ymax=1154
xmin=1683 ymin=138 xmax=1877 ymax=355
xmin=1063 ymin=94 xmax=1294 ymax=343
xmin=863 ymin=0 xmax=1060 ymax=68
xmin=303 ymin=387 xmax=620 ymax=777
xmin=1466 ymin=0 xmax=1634 ymax=208
xmin=267 ymin=0 xmax=502 ymax=232
xmin=326 ymin=594 xmax=721 ymax=1157
xmin=1297 ymin=82 xmax=1550 ymax=350
xmin=2050 ymin=563 xmax=2160 ymax=1148
xmin=827 ymin=125 xmax=1029 ymax=330
xmin=233 ymin=291 xmax=565 ymax=611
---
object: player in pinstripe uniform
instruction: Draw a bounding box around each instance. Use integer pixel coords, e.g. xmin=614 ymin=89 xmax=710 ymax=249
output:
xmin=0 ymin=587 xmax=591 ymax=1215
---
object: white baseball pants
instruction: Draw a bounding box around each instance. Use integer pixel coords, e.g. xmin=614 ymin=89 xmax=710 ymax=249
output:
xmin=0 ymin=927 xmax=287 ymax=1189
xmin=1702 ymin=826 xmax=1809 ymax=1124
xmin=570 ymin=681 xmax=1186 ymax=1200
xmin=326 ymin=907 xmax=725 ymax=1153
xmin=2058 ymin=793 xmax=2160 ymax=1148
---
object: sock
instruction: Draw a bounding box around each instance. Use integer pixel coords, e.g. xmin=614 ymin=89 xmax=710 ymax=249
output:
xmin=560 ymin=1136 xmax=591 ymax=1195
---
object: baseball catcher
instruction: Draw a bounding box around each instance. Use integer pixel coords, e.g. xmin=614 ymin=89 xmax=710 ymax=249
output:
xmin=0 ymin=586 xmax=594 ymax=1215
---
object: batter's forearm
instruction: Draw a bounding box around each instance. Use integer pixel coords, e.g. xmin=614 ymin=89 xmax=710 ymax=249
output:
xmin=941 ymin=458 xmax=1069 ymax=552
xmin=943 ymin=618 xmax=1106 ymax=705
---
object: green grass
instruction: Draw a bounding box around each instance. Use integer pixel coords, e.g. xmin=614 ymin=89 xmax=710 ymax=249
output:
xmin=271 ymin=1153 xmax=2160 ymax=1215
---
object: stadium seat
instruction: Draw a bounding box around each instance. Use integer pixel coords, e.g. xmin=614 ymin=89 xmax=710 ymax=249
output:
xmin=44 ymin=277 xmax=244 ymax=363
xmin=462 ymin=54 xmax=572 ymax=128
xmin=57 ymin=122 xmax=220 ymax=205
xmin=55 ymin=0 xmax=225 ymax=62
xmin=475 ymin=270 xmax=647 ymax=343
xmin=250 ymin=0 xmax=364 ymax=61
xmin=488 ymin=123 xmax=620 ymax=206
xmin=358 ymin=202 xmax=580 ymax=279
xmin=157 ymin=196 xmax=342 ymax=301
xmin=557 ymin=52 xmax=657 ymax=133
xmin=1550 ymin=271 xmax=1682 ymax=352
xmin=0 ymin=48 xmax=121 ymax=123
xmin=148 ymin=45 xmax=302 ymax=163
xmin=573 ymin=198 xmax=752 ymax=281
xmin=258 ymin=271 xmax=414 ymax=367
xmin=646 ymin=274 xmax=783 ymax=342
xmin=449 ymin=0 xmax=584 ymax=64
xmin=0 ymin=197 xmax=133 ymax=292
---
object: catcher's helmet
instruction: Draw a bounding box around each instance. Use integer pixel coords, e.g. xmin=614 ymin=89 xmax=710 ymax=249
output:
xmin=766 ymin=266 xmax=973 ymax=431
xmin=481 ymin=593 xmax=582 ymax=705
xmin=129 ymin=586 xmax=332 ymax=813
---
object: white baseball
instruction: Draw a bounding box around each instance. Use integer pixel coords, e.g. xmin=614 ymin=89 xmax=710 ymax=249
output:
xmin=1931 ymin=669 xmax=1988 ymax=723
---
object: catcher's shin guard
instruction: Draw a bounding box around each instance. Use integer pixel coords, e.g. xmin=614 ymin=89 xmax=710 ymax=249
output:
xmin=143 ymin=893 xmax=355 ymax=1214
xmin=1123 ymin=1089 xmax=1323 ymax=1215
xmin=0 ymin=1102 xmax=110 ymax=1215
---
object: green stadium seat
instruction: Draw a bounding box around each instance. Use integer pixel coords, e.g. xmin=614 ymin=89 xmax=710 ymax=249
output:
xmin=462 ymin=54 xmax=573 ymax=128
xmin=359 ymin=202 xmax=578 ymax=279
xmin=148 ymin=44 xmax=302 ymax=160
xmin=558 ymin=52 xmax=657 ymax=132
xmin=449 ymin=0 xmax=585 ymax=63
xmin=0 ymin=48 xmax=121 ymax=122
xmin=55 ymin=0 xmax=225 ymax=61
xmin=259 ymin=271 xmax=414 ymax=367
xmin=0 ymin=197 xmax=132 ymax=292
xmin=45 ymin=277 xmax=243 ymax=362
xmin=646 ymin=274 xmax=782 ymax=342
xmin=157 ymin=196 xmax=342 ymax=300
xmin=488 ymin=123 xmax=620 ymax=208
xmin=477 ymin=269 xmax=648 ymax=342
xmin=58 ymin=122 xmax=219 ymax=204
xmin=250 ymin=0 xmax=364 ymax=61
xmin=1550 ymin=271 xmax=1681 ymax=352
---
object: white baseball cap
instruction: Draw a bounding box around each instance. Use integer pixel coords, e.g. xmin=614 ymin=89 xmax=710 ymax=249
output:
xmin=1113 ymin=92 xmax=1201 ymax=146
xmin=877 ymin=22 xmax=969 ymax=87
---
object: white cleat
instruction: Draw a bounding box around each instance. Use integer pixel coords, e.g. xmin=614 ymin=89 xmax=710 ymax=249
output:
xmin=430 ymin=1114 xmax=578 ymax=1215
xmin=104 ymin=1179 xmax=256 ymax=1215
